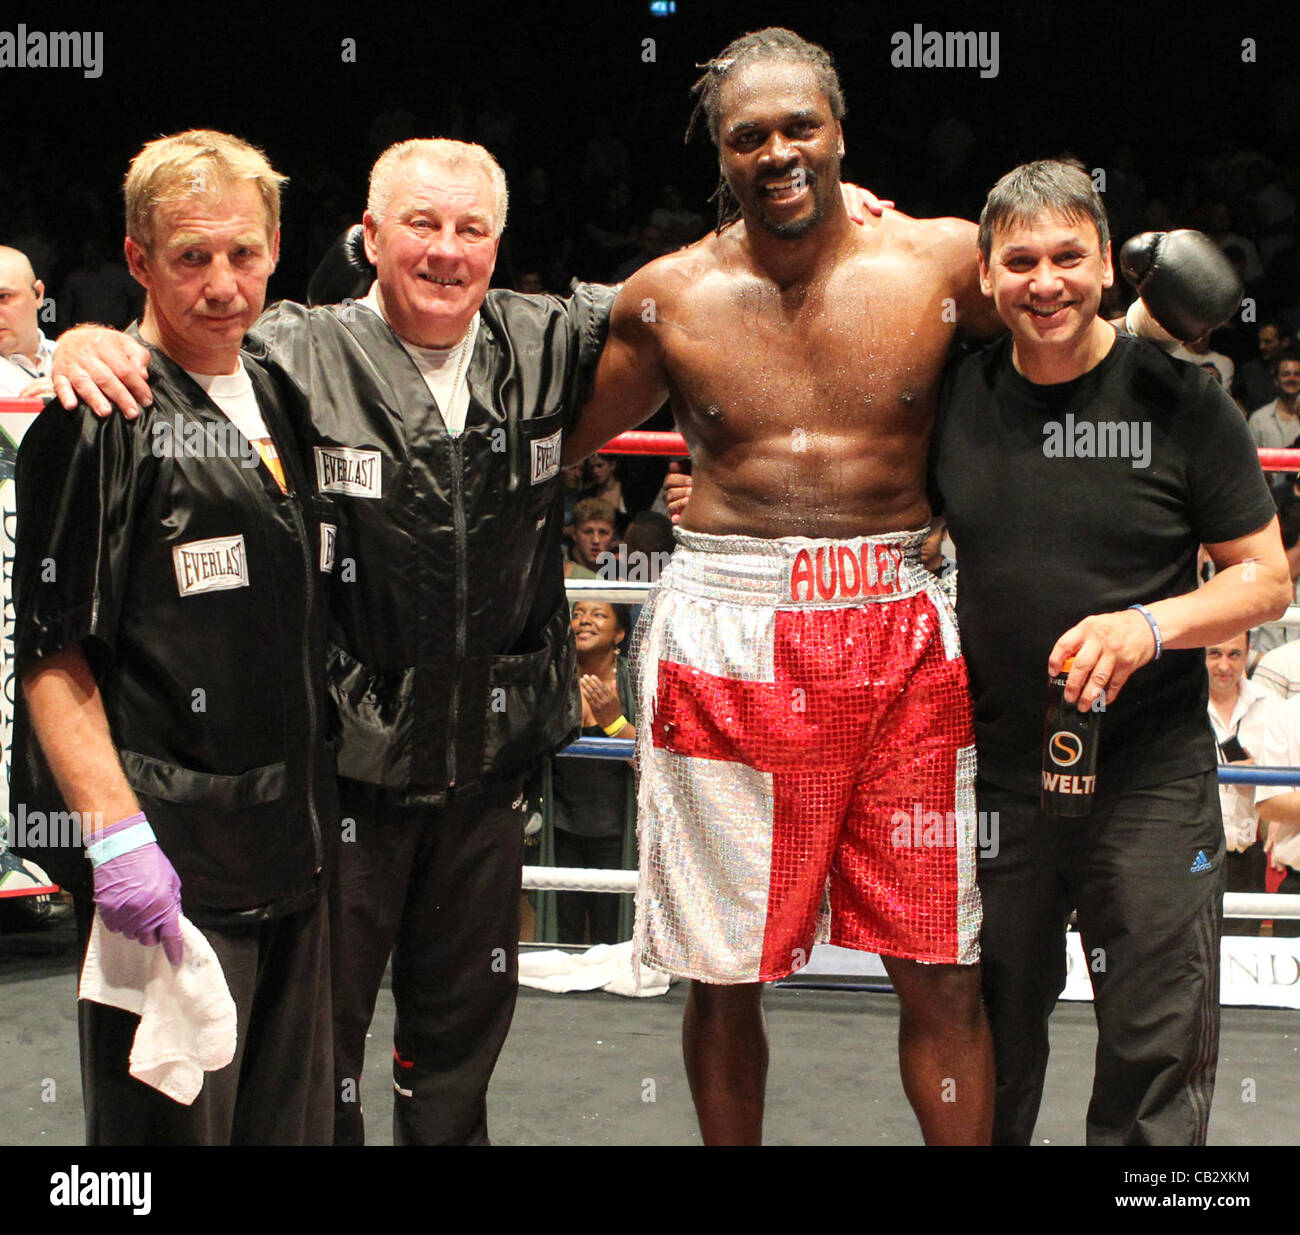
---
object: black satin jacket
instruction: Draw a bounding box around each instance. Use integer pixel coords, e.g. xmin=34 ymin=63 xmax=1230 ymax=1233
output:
xmin=11 ymin=341 xmax=339 ymax=922
xmin=248 ymin=285 xmax=614 ymax=804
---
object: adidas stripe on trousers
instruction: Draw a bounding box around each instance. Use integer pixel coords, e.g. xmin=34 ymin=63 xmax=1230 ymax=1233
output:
xmin=976 ymin=770 xmax=1224 ymax=1146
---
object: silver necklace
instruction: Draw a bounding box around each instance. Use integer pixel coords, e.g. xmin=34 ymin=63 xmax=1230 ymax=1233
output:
xmin=445 ymin=319 xmax=475 ymax=422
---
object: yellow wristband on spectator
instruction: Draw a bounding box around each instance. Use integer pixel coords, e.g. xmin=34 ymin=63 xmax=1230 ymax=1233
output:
xmin=602 ymin=715 xmax=630 ymax=737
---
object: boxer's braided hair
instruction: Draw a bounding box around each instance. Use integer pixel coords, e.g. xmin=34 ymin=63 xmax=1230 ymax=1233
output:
xmin=687 ymin=27 xmax=846 ymax=233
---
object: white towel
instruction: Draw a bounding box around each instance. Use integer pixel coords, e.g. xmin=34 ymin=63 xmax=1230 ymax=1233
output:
xmin=78 ymin=913 xmax=238 ymax=1105
xmin=518 ymin=940 xmax=672 ymax=997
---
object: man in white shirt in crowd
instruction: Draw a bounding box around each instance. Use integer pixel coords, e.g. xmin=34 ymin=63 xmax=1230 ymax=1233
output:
xmin=1247 ymin=351 xmax=1300 ymax=451
xmin=1251 ymin=695 xmax=1300 ymax=938
xmin=0 ymin=246 xmax=56 ymax=399
xmin=1207 ymin=633 xmax=1279 ymax=934
xmin=1246 ymin=410 xmax=1300 ymax=659
xmin=0 ymin=253 xmax=60 ymax=923
xmin=1253 ymin=634 xmax=1300 ymax=700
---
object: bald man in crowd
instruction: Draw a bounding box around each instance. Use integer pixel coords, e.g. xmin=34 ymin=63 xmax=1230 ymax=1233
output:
xmin=0 ymin=247 xmax=56 ymax=399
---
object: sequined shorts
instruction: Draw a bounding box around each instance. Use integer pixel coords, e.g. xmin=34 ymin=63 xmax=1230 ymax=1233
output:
xmin=632 ymin=528 xmax=980 ymax=983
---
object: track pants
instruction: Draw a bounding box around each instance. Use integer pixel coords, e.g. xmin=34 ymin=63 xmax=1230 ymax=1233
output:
xmin=977 ymin=771 xmax=1224 ymax=1146
xmin=330 ymin=778 xmax=525 ymax=1145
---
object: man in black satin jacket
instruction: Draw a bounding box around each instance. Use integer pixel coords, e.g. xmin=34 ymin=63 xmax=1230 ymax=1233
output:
xmin=52 ymin=137 xmax=615 ymax=1147
xmin=16 ymin=129 xmax=339 ymax=1145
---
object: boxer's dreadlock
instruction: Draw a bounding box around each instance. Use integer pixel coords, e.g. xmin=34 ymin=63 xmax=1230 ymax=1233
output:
xmin=687 ymin=27 xmax=846 ymax=233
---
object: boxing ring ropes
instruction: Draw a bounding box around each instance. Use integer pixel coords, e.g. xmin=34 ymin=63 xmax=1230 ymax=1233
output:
xmin=525 ymin=433 xmax=1300 ymax=930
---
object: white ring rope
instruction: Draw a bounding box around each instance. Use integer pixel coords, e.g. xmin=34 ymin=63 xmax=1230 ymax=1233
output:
xmin=523 ymin=866 xmax=638 ymax=893
xmin=522 ymin=867 xmax=1300 ymax=916
xmin=564 ymin=580 xmax=654 ymax=603
xmin=1220 ymin=893 xmax=1300 ymax=919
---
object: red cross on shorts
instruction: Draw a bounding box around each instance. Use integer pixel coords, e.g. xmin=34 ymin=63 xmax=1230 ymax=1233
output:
xmin=650 ymin=601 xmax=967 ymax=973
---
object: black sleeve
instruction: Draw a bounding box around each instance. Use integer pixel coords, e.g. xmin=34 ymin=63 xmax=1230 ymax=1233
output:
xmin=563 ymin=280 xmax=617 ymax=431
xmin=1182 ymin=371 xmax=1279 ymax=545
xmin=13 ymin=406 xmax=143 ymax=673
xmin=245 ymin=301 xmax=316 ymax=397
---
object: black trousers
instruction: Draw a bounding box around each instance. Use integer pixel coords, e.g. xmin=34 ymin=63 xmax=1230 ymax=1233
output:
xmin=74 ymin=893 xmax=332 ymax=1146
xmin=978 ymin=772 xmax=1224 ymax=1147
xmin=330 ymin=778 xmax=525 ymax=1146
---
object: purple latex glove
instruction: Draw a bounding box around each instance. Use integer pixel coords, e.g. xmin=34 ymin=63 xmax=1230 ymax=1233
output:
xmin=90 ymin=816 xmax=184 ymax=966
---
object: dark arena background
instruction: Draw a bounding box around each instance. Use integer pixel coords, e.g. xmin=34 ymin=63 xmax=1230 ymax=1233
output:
xmin=1 ymin=0 xmax=1297 ymax=1208
xmin=5 ymin=0 xmax=1297 ymax=312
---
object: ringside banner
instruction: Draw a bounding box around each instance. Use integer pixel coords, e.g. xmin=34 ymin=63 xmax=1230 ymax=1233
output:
xmin=0 ymin=399 xmax=48 ymax=884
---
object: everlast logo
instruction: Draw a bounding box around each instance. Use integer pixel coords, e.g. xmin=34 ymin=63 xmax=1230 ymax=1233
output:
xmin=172 ymin=535 xmax=249 ymax=597
xmin=314 ymin=446 xmax=382 ymax=498
xmin=790 ymin=543 xmax=905 ymax=602
xmin=531 ymin=429 xmax=561 ymax=485
xmin=320 ymin=523 xmax=336 ymax=573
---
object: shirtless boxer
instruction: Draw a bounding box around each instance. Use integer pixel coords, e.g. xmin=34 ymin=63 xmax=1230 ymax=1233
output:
xmin=562 ymin=27 xmax=1004 ymax=1145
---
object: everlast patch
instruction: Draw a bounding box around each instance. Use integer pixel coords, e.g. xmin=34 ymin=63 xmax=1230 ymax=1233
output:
xmin=315 ymin=446 xmax=382 ymax=498
xmin=172 ymin=534 xmax=249 ymax=596
xmin=531 ymin=429 xmax=562 ymax=485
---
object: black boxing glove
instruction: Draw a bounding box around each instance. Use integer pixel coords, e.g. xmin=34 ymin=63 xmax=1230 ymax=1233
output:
xmin=1120 ymin=229 xmax=1243 ymax=343
xmin=307 ymin=224 xmax=375 ymax=307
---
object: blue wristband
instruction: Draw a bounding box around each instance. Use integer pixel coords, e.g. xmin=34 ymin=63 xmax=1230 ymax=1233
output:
xmin=86 ymin=820 xmax=156 ymax=868
xmin=1128 ymin=603 xmax=1162 ymax=660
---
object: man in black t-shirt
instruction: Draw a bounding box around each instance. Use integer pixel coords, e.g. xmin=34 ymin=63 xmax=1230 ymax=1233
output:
xmin=932 ymin=160 xmax=1290 ymax=1146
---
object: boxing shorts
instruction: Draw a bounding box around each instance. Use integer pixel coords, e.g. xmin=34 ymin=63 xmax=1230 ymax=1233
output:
xmin=632 ymin=528 xmax=980 ymax=983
